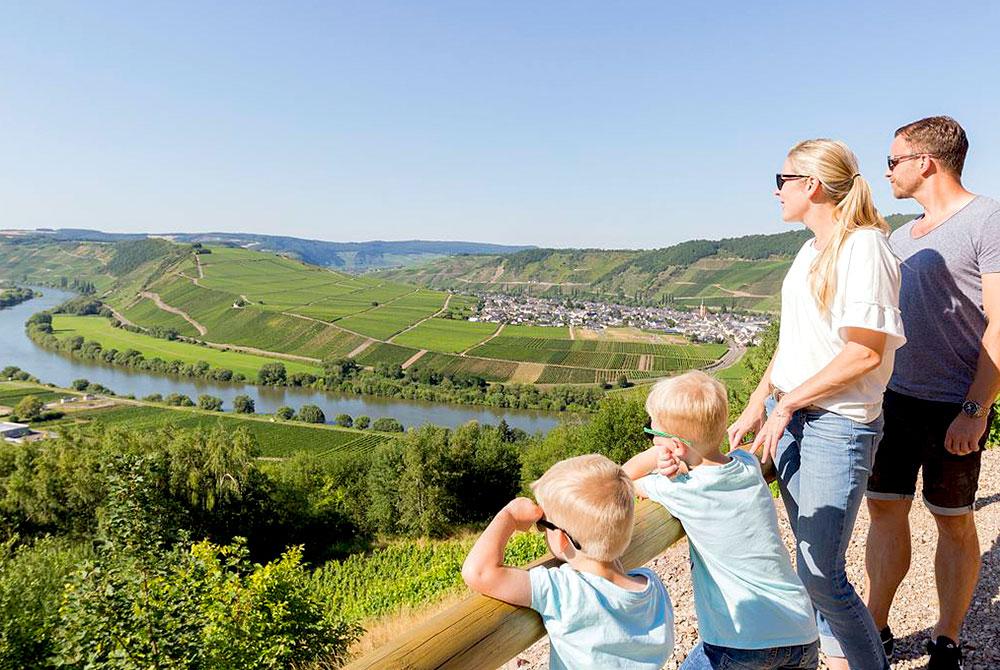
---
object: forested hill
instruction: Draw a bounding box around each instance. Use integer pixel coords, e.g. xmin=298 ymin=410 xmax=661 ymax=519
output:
xmin=380 ymin=214 xmax=918 ymax=312
xmin=2 ymin=229 xmax=532 ymax=271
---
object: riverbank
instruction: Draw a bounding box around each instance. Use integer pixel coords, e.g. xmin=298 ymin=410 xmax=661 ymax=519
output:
xmin=1 ymin=289 xmax=563 ymax=432
xmin=0 ymin=285 xmax=37 ymax=309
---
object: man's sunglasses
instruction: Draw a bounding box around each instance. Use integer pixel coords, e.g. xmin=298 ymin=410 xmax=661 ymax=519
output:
xmin=536 ymin=517 xmax=583 ymax=551
xmin=643 ymin=427 xmax=692 ymax=447
xmin=886 ymin=153 xmax=934 ymax=171
xmin=776 ymin=173 xmax=809 ymax=190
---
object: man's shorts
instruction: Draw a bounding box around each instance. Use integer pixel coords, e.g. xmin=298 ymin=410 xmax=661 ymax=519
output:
xmin=867 ymin=388 xmax=994 ymax=515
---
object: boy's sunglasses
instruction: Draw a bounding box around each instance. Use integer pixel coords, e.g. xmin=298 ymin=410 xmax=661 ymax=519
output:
xmin=776 ymin=173 xmax=809 ymax=190
xmin=643 ymin=427 xmax=693 ymax=447
xmin=536 ymin=517 xmax=583 ymax=551
xmin=886 ymin=153 xmax=935 ymax=171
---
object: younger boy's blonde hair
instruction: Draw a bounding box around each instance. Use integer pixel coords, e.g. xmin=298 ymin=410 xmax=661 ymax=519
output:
xmin=530 ymin=454 xmax=635 ymax=562
xmin=645 ymin=370 xmax=728 ymax=450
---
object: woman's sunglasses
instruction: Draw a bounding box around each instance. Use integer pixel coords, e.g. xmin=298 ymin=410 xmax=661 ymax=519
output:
xmin=536 ymin=517 xmax=583 ymax=551
xmin=775 ymin=173 xmax=809 ymax=190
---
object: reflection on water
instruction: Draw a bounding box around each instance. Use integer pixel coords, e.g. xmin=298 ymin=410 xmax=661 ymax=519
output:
xmin=0 ymin=288 xmax=563 ymax=433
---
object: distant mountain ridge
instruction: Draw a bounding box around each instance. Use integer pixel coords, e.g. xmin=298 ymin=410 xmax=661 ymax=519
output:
xmin=4 ymin=229 xmax=534 ymax=271
xmin=380 ymin=213 xmax=919 ymax=312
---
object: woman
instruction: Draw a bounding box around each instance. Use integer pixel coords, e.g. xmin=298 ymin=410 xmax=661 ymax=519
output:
xmin=729 ymin=139 xmax=904 ymax=670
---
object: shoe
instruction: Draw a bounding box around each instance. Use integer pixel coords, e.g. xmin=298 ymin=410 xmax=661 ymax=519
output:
xmin=879 ymin=625 xmax=894 ymax=660
xmin=927 ymin=635 xmax=963 ymax=670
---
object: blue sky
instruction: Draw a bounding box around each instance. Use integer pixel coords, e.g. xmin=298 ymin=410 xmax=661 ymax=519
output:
xmin=1 ymin=2 xmax=998 ymax=248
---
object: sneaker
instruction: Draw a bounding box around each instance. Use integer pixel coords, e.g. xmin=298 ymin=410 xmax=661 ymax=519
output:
xmin=879 ymin=625 xmax=894 ymax=660
xmin=927 ymin=635 xmax=964 ymax=670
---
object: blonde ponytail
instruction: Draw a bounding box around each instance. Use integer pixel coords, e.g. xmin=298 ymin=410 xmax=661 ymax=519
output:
xmin=786 ymin=140 xmax=888 ymax=315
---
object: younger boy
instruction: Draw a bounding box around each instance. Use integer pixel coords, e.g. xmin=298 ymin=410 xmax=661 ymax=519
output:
xmin=462 ymin=453 xmax=674 ymax=669
xmin=623 ymin=371 xmax=818 ymax=670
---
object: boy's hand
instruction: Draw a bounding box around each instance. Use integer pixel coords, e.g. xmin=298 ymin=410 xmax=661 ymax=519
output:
xmin=503 ymin=497 xmax=544 ymax=532
xmin=656 ymin=439 xmax=689 ymax=478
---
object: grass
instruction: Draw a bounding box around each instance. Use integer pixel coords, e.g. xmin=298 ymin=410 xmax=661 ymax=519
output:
xmin=393 ymin=319 xmax=498 ymax=353
xmin=74 ymin=403 xmax=395 ymax=458
xmin=0 ymin=381 xmax=72 ymax=407
xmin=500 ymin=324 xmax=570 ymax=338
xmin=50 ymin=315 xmax=323 ymax=378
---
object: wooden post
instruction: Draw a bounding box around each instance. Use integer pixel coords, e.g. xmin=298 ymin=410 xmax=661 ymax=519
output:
xmin=344 ymin=499 xmax=684 ymax=670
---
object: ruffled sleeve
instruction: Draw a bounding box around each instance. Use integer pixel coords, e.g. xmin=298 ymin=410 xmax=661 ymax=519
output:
xmin=832 ymin=230 xmax=907 ymax=352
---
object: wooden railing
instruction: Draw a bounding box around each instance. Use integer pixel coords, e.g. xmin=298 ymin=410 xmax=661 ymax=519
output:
xmin=344 ymin=499 xmax=685 ymax=670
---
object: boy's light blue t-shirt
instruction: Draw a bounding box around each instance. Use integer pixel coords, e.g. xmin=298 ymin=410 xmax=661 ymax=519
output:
xmin=529 ymin=564 xmax=674 ymax=670
xmin=639 ymin=449 xmax=817 ymax=650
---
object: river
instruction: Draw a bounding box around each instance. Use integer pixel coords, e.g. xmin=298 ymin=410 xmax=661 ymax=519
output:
xmin=0 ymin=288 xmax=564 ymax=433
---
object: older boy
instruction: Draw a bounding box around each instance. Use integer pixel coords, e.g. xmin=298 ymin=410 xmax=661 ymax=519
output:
xmin=623 ymin=371 xmax=818 ymax=670
xmin=462 ymin=453 xmax=674 ymax=670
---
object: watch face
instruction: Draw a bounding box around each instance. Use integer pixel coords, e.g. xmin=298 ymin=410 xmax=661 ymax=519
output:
xmin=962 ymin=400 xmax=982 ymax=417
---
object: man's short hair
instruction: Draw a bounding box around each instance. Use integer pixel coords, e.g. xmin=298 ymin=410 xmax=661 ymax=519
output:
xmin=645 ymin=371 xmax=728 ymax=450
xmin=530 ymin=454 xmax=635 ymax=562
xmin=895 ymin=115 xmax=969 ymax=177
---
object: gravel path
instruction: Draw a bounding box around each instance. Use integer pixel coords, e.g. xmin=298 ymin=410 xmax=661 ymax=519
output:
xmin=501 ymin=448 xmax=1000 ymax=670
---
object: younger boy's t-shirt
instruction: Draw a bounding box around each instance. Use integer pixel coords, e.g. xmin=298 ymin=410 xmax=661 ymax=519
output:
xmin=639 ymin=449 xmax=817 ymax=650
xmin=529 ymin=564 xmax=674 ymax=670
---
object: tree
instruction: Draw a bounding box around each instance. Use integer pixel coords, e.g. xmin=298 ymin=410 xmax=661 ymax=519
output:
xmin=354 ymin=415 xmax=371 ymax=430
xmin=232 ymin=395 xmax=255 ymax=414
xmin=198 ymin=395 xmax=223 ymax=412
xmin=616 ymin=374 xmax=631 ymax=389
xmin=14 ymin=395 xmax=46 ymax=420
xmin=165 ymin=393 xmax=195 ymax=407
xmin=71 ymin=379 xmax=89 ymax=391
xmin=371 ymin=417 xmax=404 ymax=433
xmin=276 ymin=406 xmax=295 ymax=421
xmin=298 ymin=405 xmax=325 ymax=424
xmin=334 ymin=413 xmax=353 ymax=428
xmin=257 ymin=362 xmax=287 ymax=386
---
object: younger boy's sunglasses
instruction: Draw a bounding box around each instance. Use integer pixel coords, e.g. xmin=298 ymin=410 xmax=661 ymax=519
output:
xmin=775 ymin=173 xmax=809 ymax=190
xmin=643 ymin=427 xmax=693 ymax=447
xmin=536 ymin=517 xmax=583 ymax=551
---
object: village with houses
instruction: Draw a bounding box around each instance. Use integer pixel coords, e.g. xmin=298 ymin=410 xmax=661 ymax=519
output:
xmin=468 ymin=293 xmax=771 ymax=347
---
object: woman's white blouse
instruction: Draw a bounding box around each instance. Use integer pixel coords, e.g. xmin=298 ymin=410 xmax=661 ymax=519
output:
xmin=770 ymin=228 xmax=905 ymax=424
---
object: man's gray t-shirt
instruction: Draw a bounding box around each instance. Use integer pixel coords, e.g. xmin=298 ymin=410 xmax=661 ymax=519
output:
xmin=889 ymin=195 xmax=1000 ymax=403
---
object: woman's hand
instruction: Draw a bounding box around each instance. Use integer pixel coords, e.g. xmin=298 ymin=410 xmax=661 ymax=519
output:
xmin=748 ymin=405 xmax=792 ymax=467
xmin=728 ymin=400 xmax=767 ymax=450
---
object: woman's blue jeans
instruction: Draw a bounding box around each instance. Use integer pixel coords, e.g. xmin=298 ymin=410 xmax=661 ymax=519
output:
xmin=765 ymin=397 xmax=889 ymax=670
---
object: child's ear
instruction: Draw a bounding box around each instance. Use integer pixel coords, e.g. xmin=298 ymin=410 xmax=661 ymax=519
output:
xmin=670 ymin=437 xmax=689 ymax=461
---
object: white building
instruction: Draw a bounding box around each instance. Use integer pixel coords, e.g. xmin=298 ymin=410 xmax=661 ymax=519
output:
xmin=1 ymin=422 xmax=32 ymax=442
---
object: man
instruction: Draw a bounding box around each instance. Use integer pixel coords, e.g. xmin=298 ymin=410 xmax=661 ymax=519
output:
xmin=865 ymin=116 xmax=1000 ymax=670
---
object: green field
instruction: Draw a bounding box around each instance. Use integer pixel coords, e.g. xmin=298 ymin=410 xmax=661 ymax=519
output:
xmin=393 ymin=318 xmax=499 ymax=353
xmin=50 ymin=315 xmax=322 ymax=378
xmin=73 ymin=403 xmax=395 ymax=459
xmin=0 ymin=382 xmax=72 ymax=407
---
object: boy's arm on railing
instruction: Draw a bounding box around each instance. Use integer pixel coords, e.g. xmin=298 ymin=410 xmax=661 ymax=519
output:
xmin=461 ymin=498 xmax=541 ymax=607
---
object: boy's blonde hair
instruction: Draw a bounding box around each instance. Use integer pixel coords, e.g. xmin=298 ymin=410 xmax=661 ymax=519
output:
xmin=530 ymin=454 xmax=635 ymax=562
xmin=645 ymin=371 xmax=728 ymax=450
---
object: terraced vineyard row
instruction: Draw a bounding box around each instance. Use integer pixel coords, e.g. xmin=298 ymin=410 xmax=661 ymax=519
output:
xmin=469 ymin=336 xmax=724 ymax=371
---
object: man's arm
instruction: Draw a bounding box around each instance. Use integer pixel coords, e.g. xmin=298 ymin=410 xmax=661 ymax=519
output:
xmin=461 ymin=498 xmax=541 ymax=607
xmin=946 ymin=273 xmax=1000 ymax=455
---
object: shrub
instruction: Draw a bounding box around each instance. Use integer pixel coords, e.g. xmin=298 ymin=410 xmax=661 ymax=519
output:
xmin=198 ymin=395 xmax=223 ymax=412
xmin=354 ymin=415 xmax=371 ymax=430
xmin=334 ymin=413 xmax=353 ymax=428
xmin=70 ymin=379 xmax=89 ymax=391
xmin=257 ymin=362 xmax=287 ymax=386
xmin=13 ymin=396 xmax=45 ymax=421
xmin=275 ymin=406 xmax=295 ymax=421
xmin=372 ymin=417 xmax=404 ymax=433
xmin=297 ymin=405 xmax=325 ymax=424
xmin=164 ymin=393 xmax=195 ymax=407
xmin=142 ymin=393 xmax=163 ymax=403
xmin=233 ymin=395 xmax=255 ymax=414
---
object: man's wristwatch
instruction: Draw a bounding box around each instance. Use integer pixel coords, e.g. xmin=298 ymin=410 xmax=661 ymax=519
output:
xmin=961 ymin=399 xmax=987 ymax=418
